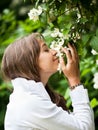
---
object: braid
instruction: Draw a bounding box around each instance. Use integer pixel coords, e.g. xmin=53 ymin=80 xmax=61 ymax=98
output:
xmin=45 ymin=84 xmax=69 ymax=111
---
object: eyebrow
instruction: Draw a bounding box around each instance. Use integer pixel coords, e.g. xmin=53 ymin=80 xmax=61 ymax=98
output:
xmin=42 ymin=43 xmax=47 ymax=48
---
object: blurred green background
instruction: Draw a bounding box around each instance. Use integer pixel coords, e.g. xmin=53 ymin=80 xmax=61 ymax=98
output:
xmin=0 ymin=0 xmax=98 ymax=130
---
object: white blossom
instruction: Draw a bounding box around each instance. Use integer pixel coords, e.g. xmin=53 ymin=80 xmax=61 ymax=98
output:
xmin=50 ymin=42 xmax=63 ymax=73
xmin=57 ymin=38 xmax=64 ymax=46
xmin=96 ymin=60 xmax=98 ymax=65
xmin=77 ymin=13 xmax=81 ymax=19
xmin=28 ymin=6 xmax=42 ymax=21
xmin=42 ymin=0 xmax=49 ymax=2
xmin=50 ymin=41 xmax=60 ymax=51
xmin=57 ymin=62 xmax=62 ymax=74
xmin=58 ymin=0 xmax=62 ymax=3
xmin=65 ymin=8 xmax=70 ymax=15
xmin=91 ymin=49 xmax=98 ymax=55
xmin=93 ymin=72 xmax=98 ymax=89
xmin=75 ymin=32 xmax=81 ymax=39
xmin=50 ymin=28 xmax=69 ymax=73
xmin=49 ymin=8 xmax=54 ymax=15
xmin=51 ymin=28 xmax=64 ymax=38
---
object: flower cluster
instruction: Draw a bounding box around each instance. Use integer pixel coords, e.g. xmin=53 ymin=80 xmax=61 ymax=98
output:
xmin=28 ymin=6 xmax=42 ymax=21
xmin=91 ymin=49 xmax=98 ymax=55
xmin=96 ymin=60 xmax=98 ymax=65
xmin=93 ymin=72 xmax=98 ymax=89
xmin=91 ymin=49 xmax=98 ymax=89
xmin=50 ymin=28 xmax=69 ymax=73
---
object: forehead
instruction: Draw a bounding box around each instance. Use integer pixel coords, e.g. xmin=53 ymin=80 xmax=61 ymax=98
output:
xmin=33 ymin=33 xmax=47 ymax=48
xmin=37 ymin=38 xmax=46 ymax=48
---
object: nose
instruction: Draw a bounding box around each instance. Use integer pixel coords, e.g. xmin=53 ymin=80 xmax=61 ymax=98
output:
xmin=50 ymin=49 xmax=57 ymax=56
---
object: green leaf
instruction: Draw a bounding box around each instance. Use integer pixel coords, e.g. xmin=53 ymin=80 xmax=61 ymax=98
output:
xmin=90 ymin=98 xmax=98 ymax=108
xmin=80 ymin=17 xmax=88 ymax=23
xmin=0 ymin=109 xmax=6 ymax=124
xmin=96 ymin=29 xmax=98 ymax=36
xmin=81 ymin=68 xmax=92 ymax=77
xmin=90 ymin=36 xmax=98 ymax=52
xmin=82 ymin=34 xmax=90 ymax=45
xmin=64 ymin=88 xmax=70 ymax=99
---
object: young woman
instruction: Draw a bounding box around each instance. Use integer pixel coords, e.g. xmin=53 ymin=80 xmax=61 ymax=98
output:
xmin=1 ymin=33 xmax=95 ymax=130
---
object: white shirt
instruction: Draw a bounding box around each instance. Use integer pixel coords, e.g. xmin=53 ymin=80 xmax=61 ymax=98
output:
xmin=4 ymin=78 xmax=95 ymax=130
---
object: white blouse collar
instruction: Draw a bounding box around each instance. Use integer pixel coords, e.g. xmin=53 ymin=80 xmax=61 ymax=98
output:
xmin=11 ymin=78 xmax=50 ymax=99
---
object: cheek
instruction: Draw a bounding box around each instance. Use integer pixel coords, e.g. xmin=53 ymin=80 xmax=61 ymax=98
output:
xmin=38 ymin=54 xmax=53 ymax=70
xmin=38 ymin=56 xmax=52 ymax=68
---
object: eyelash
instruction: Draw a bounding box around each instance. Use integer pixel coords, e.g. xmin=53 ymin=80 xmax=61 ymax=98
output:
xmin=44 ymin=49 xmax=49 ymax=52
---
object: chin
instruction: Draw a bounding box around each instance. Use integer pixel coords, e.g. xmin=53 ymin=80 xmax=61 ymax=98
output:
xmin=52 ymin=69 xmax=58 ymax=74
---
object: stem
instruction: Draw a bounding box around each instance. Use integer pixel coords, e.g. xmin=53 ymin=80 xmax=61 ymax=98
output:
xmin=56 ymin=6 xmax=76 ymax=18
xmin=49 ymin=0 xmax=55 ymax=6
xmin=77 ymin=3 xmax=83 ymax=17
xmin=35 ymin=0 xmax=40 ymax=7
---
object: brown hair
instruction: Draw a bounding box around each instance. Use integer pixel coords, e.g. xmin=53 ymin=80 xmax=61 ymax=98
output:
xmin=1 ymin=33 xmax=41 ymax=82
xmin=46 ymin=85 xmax=68 ymax=111
xmin=1 ymin=33 xmax=68 ymax=111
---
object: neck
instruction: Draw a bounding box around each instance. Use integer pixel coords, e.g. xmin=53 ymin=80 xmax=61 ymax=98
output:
xmin=40 ymin=72 xmax=52 ymax=86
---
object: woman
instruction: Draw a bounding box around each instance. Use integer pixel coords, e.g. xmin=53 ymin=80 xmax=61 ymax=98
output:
xmin=1 ymin=33 xmax=95 ymax=130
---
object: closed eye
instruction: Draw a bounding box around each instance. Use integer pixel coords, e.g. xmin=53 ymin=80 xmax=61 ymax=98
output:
xmin=42 ymin=43 xmax=49 ymax=52
xmin=43 ymin=46 xmax=49 ymax=52
xmin=44 ymin=48 xmax=49 ymax=52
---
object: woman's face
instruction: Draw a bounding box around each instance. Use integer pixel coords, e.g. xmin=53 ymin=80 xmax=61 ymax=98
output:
xmin=38 ymin=39 xmax=59 ymax=76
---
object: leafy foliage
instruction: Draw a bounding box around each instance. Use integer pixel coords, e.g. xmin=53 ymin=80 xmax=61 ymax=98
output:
xmin=0 ymin=0 xmax=98 ymax=129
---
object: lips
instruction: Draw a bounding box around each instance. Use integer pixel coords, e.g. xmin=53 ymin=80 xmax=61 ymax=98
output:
xmin=53 ymin=57 xmax=59 ymax=62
